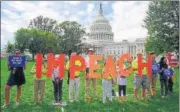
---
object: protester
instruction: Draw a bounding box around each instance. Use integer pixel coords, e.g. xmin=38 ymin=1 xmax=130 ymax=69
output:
xmin=131 ymin=54 xmax=150 ymax=100
xmin=149 ymin=52 xmax=159 ymax=96
xmin=118 ymin=75 xmax=127 ymax=102
xmin=102 ymin=62 xmax=116 ymax=104
xmin=85 ymin=48 xmax=98 ymax=102
xmin=2 ymin=50 xmax=26 ymax=107
xmin=66 ymin=52 xmax=82 ymax=102
xmin=52 ymin=54 xmax=64 ymax=105
xmin=159 ymin=57 xmax=169 ymax=98
xmin=30 ymin=60 xmax=47 ymax=104
xmin=117 ymin=65 xmax=127 ymax=102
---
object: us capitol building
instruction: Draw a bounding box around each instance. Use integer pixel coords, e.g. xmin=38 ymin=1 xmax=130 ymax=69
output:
xmin=83 ymin=4 xmax=146 ymax=59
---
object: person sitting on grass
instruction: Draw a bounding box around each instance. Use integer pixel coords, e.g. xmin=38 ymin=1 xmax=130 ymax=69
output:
xmin=30 ymin=60 xmax=47 ymax=104
xmin=52 ymin=54 xmax=64 ymax=105
xmin=2 ymin=50 xmax=26 ymax=108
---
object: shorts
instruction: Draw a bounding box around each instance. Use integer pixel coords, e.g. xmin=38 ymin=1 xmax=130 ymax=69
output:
xmin=7 ymin=73 xmax=19 ymax=87
xmin=134 ymin=75 xmax=149 ymax=89
xmin=7 ymin=71 xmax=25 ymax=87
xmin=152 ymin=73 xmax=158 ymax=80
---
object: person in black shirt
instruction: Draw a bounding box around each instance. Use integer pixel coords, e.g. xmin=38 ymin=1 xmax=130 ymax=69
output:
xmin=2 ymin=50 xmax=26 ymax=107
xmin=159 ymin=57 xmax=168 ymax=98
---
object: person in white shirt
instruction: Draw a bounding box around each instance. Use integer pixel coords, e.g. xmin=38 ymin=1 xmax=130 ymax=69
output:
xmin=52 ymin=54 xmax=63 ymax=105
xmin=85 ymin=48 xmax=98 ymax=102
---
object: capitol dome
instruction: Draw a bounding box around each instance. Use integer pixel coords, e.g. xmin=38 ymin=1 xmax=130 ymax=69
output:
xmin=88 ymin=4 xmax=114 ymax=42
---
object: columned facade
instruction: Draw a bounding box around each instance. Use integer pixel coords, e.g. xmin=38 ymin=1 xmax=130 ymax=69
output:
xmin=83 ymin=4 xmax=146 ymax=59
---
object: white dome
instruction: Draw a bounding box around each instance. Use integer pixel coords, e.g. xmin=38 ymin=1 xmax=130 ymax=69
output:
xmin=88 ymin=4 xmax=114 ymax=42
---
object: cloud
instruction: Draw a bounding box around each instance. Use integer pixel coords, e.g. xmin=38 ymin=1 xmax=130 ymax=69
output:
xmin=77 ymin=11 xmax=86 ymax=16
xmin=102 ymin=1 xmax=109 ymax=5
xmin=2 ymin=9 xmax=21 ymax=19
xmin=1 ymin=1 xmax=150 ymax=49
xmin=111 ymin=1 xmax=149 ymax=42
xmin=64 ymin=1 xmax=81 ymax=5
xmin=87 ymin=3 xmax=95 ymax=14
xmin=6 ymin=1 xmax=36 ymax=12
xmin=64 ymin=11 xmax=70 ymax=16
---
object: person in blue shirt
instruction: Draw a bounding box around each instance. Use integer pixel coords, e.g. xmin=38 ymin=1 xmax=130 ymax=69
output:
xmin=159 ymin=56 xmax=168 ymax=98
xmin=149 ymin=52 xmax=159 ymax=96
xmin=2 ymin=50 xmax=26 ymax=108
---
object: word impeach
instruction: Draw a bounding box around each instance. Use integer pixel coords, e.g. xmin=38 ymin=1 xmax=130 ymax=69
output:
xmin=8 ymin=56 xmax=26 ymax=67
xmin=35 ymin=53 xmax=153 ymax=79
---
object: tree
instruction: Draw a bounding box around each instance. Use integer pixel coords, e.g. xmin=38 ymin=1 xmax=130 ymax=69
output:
xmin=28 ymin=16 xmax=86 ymax=55
xmin=29 ymin=15 xmax=57 ymax=32
xmin=6 ymin=41 xmax=15 ymax=54
xmin=28 ymin=15 xmax=63 ymax=36
xmin=144 ymin=1 xmax=179 ymax=55
xmin=14 ymin=28 xmax=31 ymax=53
xmin=56 ymin=21 xmax=86 ymax=54
xmin=14 ymin=28 xmax=56 ymax=59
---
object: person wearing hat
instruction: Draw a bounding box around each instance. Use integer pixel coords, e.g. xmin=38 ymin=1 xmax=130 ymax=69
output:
xmin=30 ymin=58 xmax=47 ymax=104
xmin=66 ymin=52 xmax=82 ymax=102
xmin=2 ymin=50 xmax=26 ymax=107
xmin=148 ymin=51 xmax=159 ymax=96
xmin=85 ymin=48 xmax=98 ymax=102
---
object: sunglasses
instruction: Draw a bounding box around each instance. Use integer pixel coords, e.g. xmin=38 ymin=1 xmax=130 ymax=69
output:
xmin=15 ymin=52 xmax=20 ymax=55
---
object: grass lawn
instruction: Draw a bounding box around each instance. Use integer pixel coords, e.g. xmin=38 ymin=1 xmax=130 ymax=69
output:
xmin=1 ymin=59 xmax=179 ymax=112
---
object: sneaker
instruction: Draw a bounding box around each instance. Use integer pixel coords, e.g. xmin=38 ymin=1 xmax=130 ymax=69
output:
xmin=2 ymin=104 xmax=8 ymax=108
xmin=69 ymin=100 xmax=74 ymax=103
xmin=109 ymin=98 xmax=113 ymax=102
xmin=161 ymin=96 xmax=165 ymax=99
xmin=141 ymin=97 xmax=145 ymax=100
xmin=16 ymin=102 xmax=20 ymax=105
xmin=53 ymin=102 xmax=60 ymax=106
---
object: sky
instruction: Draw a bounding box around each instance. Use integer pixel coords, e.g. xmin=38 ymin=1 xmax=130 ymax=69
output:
xmin=1 ymin=1 xmax=150 ymax=49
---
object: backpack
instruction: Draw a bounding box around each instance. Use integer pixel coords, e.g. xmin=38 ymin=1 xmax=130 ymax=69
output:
xmin=152 ymin=61 xmax=160 ymax=74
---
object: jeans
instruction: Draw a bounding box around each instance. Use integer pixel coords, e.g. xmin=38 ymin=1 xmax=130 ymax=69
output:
xmin=69 ymin=77 xmax=80 ymax=101
xmin=160 ymin=78 xmax=168 ymax=96
xmin=102 ymin=79 xmax=112 ymax=102
xmin=118 ymin=85 xmax=126 ymax=96
xmin=52 ymin=80 xmax=63 ymax=102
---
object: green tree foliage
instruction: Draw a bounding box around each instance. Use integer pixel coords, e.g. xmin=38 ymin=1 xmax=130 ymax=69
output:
xmin=144 ymin=1 xmax=179 ymax=55
xmin=28 ymin=16 xmax=86 ymax=55
xmin=14 ymin=28 xmax=56 ymax=59
xmin=56 ymin=21 xmax=86 ymax=54
xmin=6 ymin=41 xmax=15 ymax=54
xmin=13 ymin=16 xmax=86 ymax=57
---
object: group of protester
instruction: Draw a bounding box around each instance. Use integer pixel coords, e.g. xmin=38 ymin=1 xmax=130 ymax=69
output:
xmin=2 ymin=48 xmax=175 ymax=107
